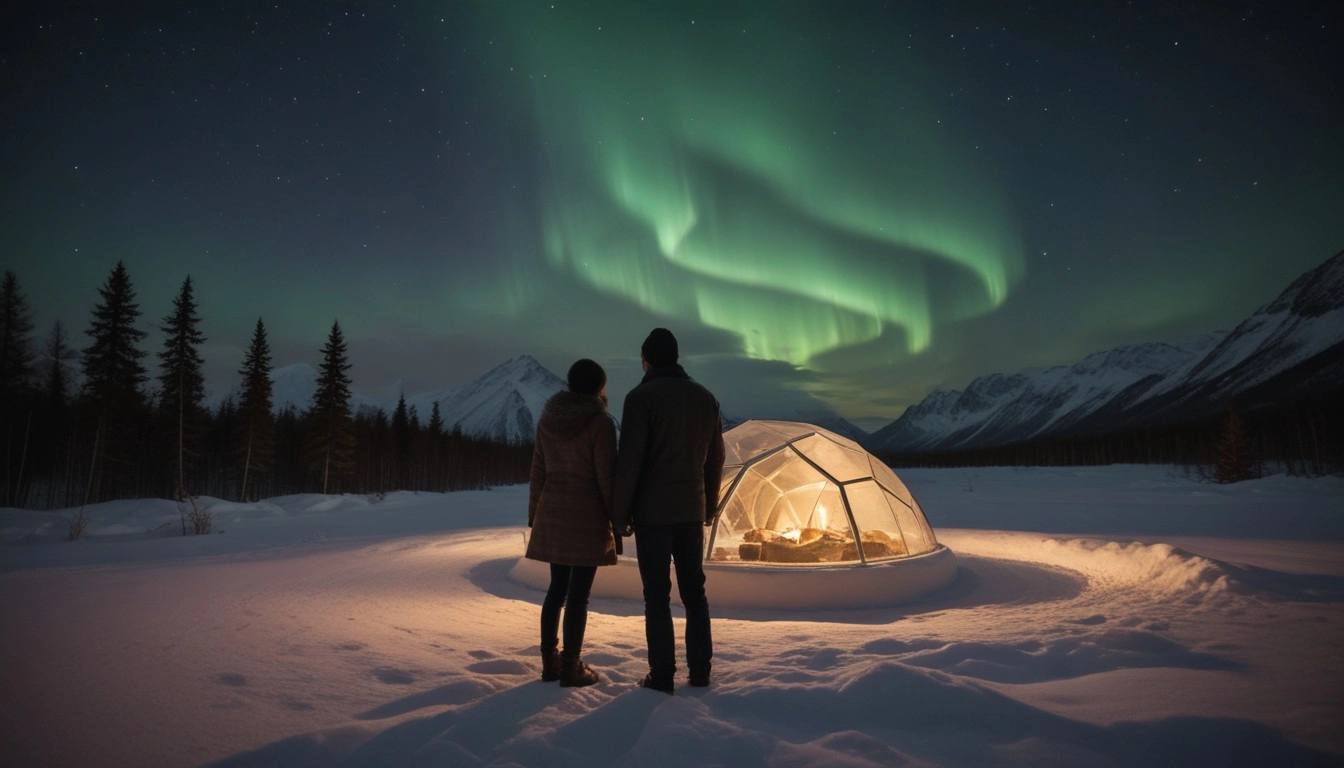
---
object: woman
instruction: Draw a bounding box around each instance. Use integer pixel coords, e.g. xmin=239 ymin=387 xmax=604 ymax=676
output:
xmin=526 ymin=358 xmax=619 ymax=687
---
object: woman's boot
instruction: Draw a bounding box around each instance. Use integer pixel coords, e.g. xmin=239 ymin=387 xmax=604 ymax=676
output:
xmin=559 ymin=651 xmax=599 ymax=687
xmin=541 ymin=646 xmax=560 ymax=682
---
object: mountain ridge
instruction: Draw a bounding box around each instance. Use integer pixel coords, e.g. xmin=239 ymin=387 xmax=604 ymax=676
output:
xmin=865 ymin=250 xmax=1344 ymax=454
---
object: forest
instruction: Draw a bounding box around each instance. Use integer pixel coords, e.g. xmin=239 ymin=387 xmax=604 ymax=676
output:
xmin=4 ymin=261 xmax=1336 ymax=534
xmin=0 ymin=263 xmax=532 ymax=528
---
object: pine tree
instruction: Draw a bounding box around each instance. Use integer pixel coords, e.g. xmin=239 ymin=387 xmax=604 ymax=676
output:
xmin=391 ymin=393 xmax=411 ymax=489
xmin=80 ymin=261 xmax=149 ymax=502
xmin=157 ymin=276 xmax=207 ymax=501
xmin=427 ymin=401 xmax=444 ymax=436
xmin=82 ymin=262 xmax=148 ymax=409
xmin=43 ymin=322 xmax=74 ymax=409
xmin=1214 ymin=402 xmax=1256 ymax=484
xmin=1 ymin=270 xmax=37 ymax=505
xmin=1 ymin=269 xmax=35 ymax=399
xmin=308 ymin=320 xmax=355 ymax=494
xmin=36 ymin=322 xmax=76 ymax=508
xmin=426 ymin=400 xmax=445 ymax=491
xmin=234 ymin=318 xmax=275 ymax=501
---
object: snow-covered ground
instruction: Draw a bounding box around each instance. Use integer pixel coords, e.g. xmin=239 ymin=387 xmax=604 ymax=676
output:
xmin=2 ymin=465 xmax=1342 ymax=767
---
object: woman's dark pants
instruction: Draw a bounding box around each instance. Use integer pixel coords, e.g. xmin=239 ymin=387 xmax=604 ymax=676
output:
xmin=541 ymin=563 xmax=598 ymax=654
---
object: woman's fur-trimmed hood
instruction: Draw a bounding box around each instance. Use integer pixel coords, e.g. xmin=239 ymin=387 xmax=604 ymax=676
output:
xmin=538 ymin=390 xmax=610 ymax=440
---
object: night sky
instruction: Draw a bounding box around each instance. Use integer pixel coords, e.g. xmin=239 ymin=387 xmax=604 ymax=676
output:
xmin=4 ymin=1 xmax=1341 ymax=429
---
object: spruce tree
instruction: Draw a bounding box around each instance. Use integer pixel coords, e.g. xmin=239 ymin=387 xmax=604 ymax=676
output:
xmin=43 ymin=322 xmax=74 ymax=409
xmin=1 ymin=269 xmax=35 ymax=399
xmin=392 ymin=393 xmax=411 ymax=489
xmin=1214 ymin=402 xmax=1256 ymax=483
xmin=80 ymin=261 xmax=149 ymax=501
xmin=308 ymin=320 xmax=355 ymax=494
xmin=37 ymin=322 xmax=76 ymax=508
xmin=426 ymin=400 xmax=445 ymax=491
xmin=234 ymin=318 xmax=275 ymax=501
xmin=427 ymin=401 xmax=444 ymax=436
xmin=157 ymin=276 xmax=207 ymax=500
xmin=1 ymin=270 xmax=36 ymax=505
xmin=82 ymin=262 xmax=148 ymax=408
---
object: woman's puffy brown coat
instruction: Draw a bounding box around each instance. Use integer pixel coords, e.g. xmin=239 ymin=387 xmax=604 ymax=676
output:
xmin=525 ymin=391 xmax=619 ymax=566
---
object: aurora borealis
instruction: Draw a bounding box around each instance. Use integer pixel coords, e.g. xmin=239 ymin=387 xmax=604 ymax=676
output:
xmin=4 ymin=2 xmax=1342 ymax=428
xmin=511 ymin=2 xmax=1024 ymax=365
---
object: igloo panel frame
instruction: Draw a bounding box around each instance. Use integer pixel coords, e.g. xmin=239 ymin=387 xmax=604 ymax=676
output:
xmin=707 ymin=425 xmax=937 ymax=566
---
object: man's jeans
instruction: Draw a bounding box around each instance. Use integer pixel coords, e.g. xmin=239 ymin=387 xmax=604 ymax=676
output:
xmin=635 ymin=522 xmax=712 ymax=680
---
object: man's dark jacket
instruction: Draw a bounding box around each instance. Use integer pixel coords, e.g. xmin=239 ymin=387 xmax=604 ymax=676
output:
xmin=613 ymin=365 xmax=725 ymax=531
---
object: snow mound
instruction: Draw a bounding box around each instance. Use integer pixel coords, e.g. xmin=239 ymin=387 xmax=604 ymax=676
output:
xmin=1038 ymin=538 xmax=1232 ymax=599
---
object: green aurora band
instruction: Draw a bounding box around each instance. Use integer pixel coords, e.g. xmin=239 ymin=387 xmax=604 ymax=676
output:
xmin=479 ymin=4 xmax=1025 ymax=370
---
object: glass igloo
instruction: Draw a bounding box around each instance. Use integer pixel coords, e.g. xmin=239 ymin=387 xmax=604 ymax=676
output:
xmin=708 ymin=420 xmax=940 ymax=565
xmin=513 ymin=419 xmax=956 ymax=609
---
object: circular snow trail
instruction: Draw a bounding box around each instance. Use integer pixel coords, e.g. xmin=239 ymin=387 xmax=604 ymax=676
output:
xmin=510 ymin=541 xmax=959 ymax=609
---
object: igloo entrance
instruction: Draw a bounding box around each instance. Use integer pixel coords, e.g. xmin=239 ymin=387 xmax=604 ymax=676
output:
xmin=709 ymin=420 xmax=940 ymax=565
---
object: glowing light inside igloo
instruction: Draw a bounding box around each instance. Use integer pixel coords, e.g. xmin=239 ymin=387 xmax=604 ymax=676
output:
xmin=708 ymin=420 xmax=941 ymax=565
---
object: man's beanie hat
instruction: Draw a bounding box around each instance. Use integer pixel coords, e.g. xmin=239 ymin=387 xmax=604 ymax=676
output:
xmin=641 ymin=328 xmax=679 ymax=367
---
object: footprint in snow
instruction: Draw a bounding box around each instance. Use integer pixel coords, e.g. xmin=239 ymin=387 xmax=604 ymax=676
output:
xmin=373 ymin=667 xmax=416 ymax=685
xmin=217 ymin=672 xmax=247 ymax=687
xmin=467 ymin=659 xmax=531 ymax=675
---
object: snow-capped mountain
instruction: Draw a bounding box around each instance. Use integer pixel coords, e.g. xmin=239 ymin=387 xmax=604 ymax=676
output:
xmin=404 ymin=355 xmax=563 ymax=444
xmin=1143 ymin=251 xmax=1344 ymax=412
xmin=233 ymin=355 xmax=563 ymax=444
xmin=867 ymin=250 xmax=1344 ymax=454
xmin=865 ymin=335 xmax=1223 ymax=453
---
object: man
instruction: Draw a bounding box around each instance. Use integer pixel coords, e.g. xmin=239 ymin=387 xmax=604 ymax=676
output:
xmin=614 ymin=327 xmax=725 ymax=694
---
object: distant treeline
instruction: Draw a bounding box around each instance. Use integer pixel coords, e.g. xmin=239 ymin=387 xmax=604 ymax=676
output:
xmin=878 ymin=396 xmax=1342 ymax=482
xmin=1 ymin=263 xmax=532 ymax=519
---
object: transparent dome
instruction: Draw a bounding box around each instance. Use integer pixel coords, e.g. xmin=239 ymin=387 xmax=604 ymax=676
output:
xmin=708 ymin=420 xmax=939 ymax=565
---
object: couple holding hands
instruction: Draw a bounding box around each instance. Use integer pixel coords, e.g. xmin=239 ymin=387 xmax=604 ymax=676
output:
xmin=525 ymin=328 xmax=725 ymax=694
